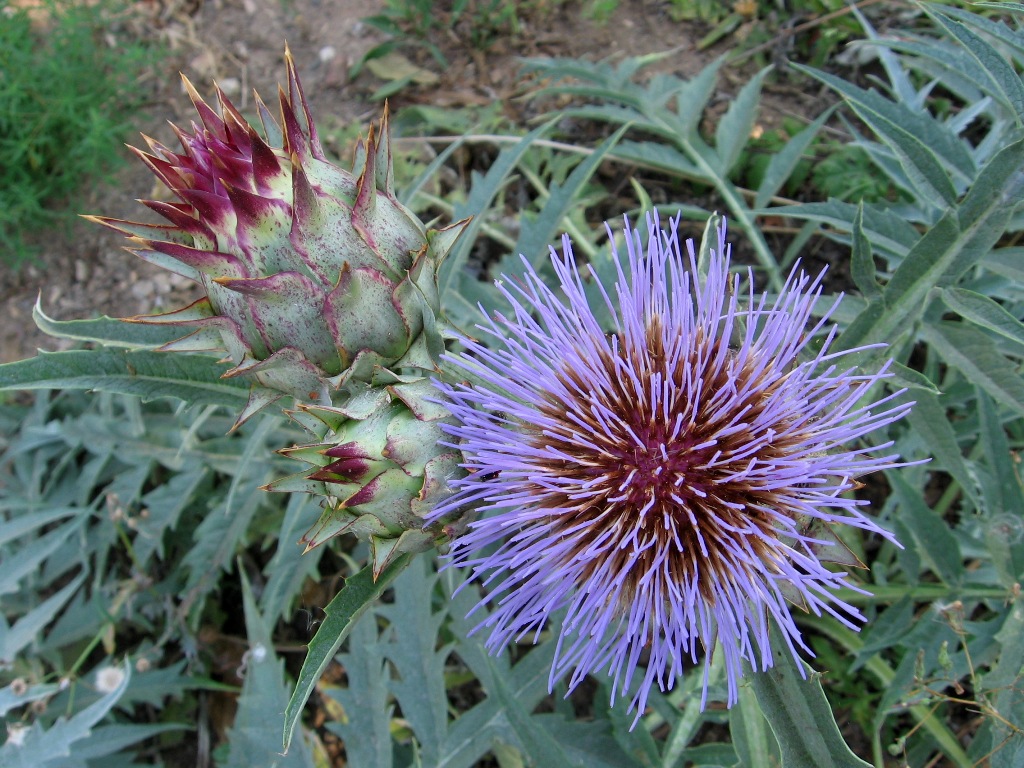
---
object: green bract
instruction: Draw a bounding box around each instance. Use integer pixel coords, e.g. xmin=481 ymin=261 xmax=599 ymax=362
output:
xmin=266 ymin=377 xmax=466 ymax=576
xmin=88 ymin=48 xmax=467 ymax=425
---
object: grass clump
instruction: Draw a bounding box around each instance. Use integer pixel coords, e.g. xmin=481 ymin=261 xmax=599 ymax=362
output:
xmin=0 ymin=0 xmax=156 ymax=269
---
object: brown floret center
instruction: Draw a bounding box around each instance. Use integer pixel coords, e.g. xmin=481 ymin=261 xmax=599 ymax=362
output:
xmin=527 ymin=318 xmax=803 ymax=604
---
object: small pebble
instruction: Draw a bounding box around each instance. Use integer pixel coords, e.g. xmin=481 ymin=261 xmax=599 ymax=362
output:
xmin=131 ymin=279 xmax=154 ymax=300
xmin=220 ymin=77 xmax=241 ymax=96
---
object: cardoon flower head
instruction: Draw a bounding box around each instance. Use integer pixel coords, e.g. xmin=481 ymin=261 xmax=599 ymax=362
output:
xmin=431 ymin=211 xmax=911 ymax=720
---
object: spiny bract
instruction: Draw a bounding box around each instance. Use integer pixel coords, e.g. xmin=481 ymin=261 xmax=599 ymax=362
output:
xmin=88 ymin=48 xmax=466 ymax=425
xmin=265 ymin=376 xmax=466 ymax=577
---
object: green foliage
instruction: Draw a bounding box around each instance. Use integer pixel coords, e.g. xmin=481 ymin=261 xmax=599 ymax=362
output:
xmin=584 ymin=0 xmax=619 ymax=22
xmin=666 ymin=0 xmax=734 ymax=21
xmin=355 ymin=0 xmax=565 ymax=78
xmin=810 ymin=142 xmax=909 ymax=203
xmin=297 ymin=4 xmax=1024 ymax=763
xmin=580 ymin=0 xmax=870 ymax=65
xmin=0 ymin=663 xmax=135 ymax=768
xmin=0 ymin=346 xmax=252 ymax=407
xmin=224 ymin=572 xmax=313 ymax=768
xmin=746 ymin=633 xmax=871 ymax=768
xmin=742 ymin=0 xmax=864 ymax=66
xmin=518 ymin=54 xmax=796 ymax=290
xmin=0 ymin=0 xmax=157 ymax=269
xmin=764 ymin=6 xmax=1024 ymax=764
xmin=357 ymin=0 xmax=451 ymax=69
xmin=731 ymin=117 xmax=813 ymax=197
xmin=283 ymin=554 xmax=413 ymax=752
xmin=324 ymin=602 xmax=395 ymax=767
xmin=5 ymin=2 xmax=1024 ymax=767
xmin=730 ymin=114 xmax=907 ymax=205
xmin=0 ymin=389 xmax=313 ymax=763
xmin=433 ymin=119 xmax=630 ymax=331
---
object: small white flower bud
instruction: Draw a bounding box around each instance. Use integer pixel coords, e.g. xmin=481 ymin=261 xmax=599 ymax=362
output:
xmin=95 ymin=665 xmax=125 ymax=694
xmin=5 ymin=724 xmax=27 ymax=748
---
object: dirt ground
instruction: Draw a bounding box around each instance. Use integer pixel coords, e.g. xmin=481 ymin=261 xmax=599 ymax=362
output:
xmin=0 ymin=0 xmax=821 ymax=365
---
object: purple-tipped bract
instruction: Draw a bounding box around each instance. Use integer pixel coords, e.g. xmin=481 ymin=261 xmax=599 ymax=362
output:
xmin=87 ymin=48 xmax=467 ymax=425
xmin=431 ymin=212 xmax=911 ymax=722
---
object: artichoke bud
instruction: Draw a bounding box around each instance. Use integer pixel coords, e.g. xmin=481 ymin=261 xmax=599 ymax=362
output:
xmin=86 ymin=46 xmax=469 ymax=426
xmin=264 ymin=375 xmax=468 ymax=578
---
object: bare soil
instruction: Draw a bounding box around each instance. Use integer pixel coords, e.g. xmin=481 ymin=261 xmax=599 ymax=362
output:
xmin=0 ymin=0 xmax=838 ymax=365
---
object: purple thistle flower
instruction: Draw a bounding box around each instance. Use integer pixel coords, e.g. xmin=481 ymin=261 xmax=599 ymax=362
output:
xmin=431 ymin=211 xmax=911 ymax=721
